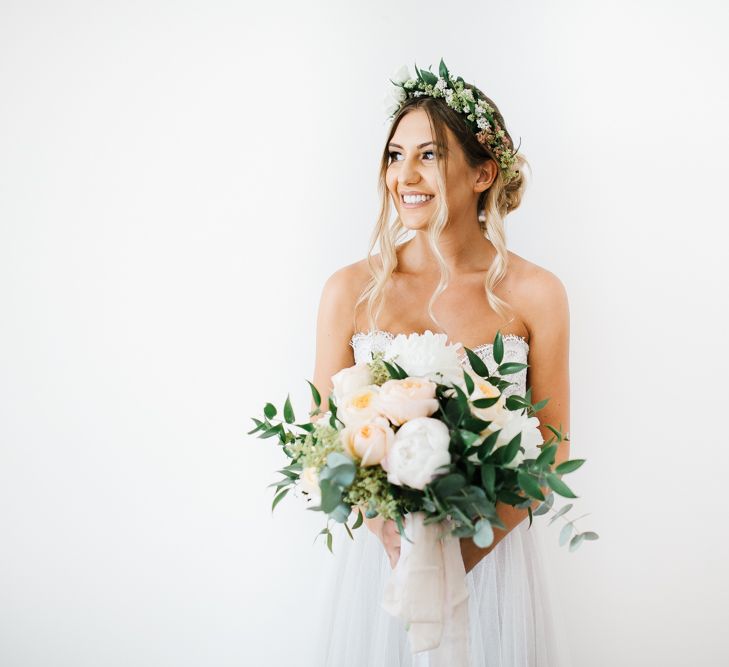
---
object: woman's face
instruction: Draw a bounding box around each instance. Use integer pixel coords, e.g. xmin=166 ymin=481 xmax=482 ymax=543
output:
xmin=385 ymin=108 xmax=493 ymax=231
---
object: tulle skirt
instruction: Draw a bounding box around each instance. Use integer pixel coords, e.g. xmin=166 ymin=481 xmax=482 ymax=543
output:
xmin=313 ymin=515 xmax=573 ymax=667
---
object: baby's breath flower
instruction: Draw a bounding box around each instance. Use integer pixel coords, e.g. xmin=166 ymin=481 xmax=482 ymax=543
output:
xmin=288 ymin=421 xmax=344 ymax=469
xmin=343 ymin=465 xmax=401 ymax=520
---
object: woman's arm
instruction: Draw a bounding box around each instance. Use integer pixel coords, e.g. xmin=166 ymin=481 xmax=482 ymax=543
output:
xmin=460 ymin=269 xmax=571 ymax=574
xmin=310 ymin=266 xmax=396 ymax=551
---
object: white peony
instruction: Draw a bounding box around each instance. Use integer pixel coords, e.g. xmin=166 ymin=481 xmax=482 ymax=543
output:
xmin=382 ymin=417 xmax=451 ymax=490
xmin=385 ymin=330 xmax=464 ymax=386
xmin=331 ymin=362 xmax=374 ymax=405
xmin=491 ymin=409 xmax=544 ymax=469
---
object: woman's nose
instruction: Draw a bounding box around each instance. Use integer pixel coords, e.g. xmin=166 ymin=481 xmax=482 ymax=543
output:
xmin=398 ymin=154 xmax=422 ymax=186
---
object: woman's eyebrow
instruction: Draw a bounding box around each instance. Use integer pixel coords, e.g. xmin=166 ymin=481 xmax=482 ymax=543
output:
xmin=388 ymin=141 xmax=437 ymax=149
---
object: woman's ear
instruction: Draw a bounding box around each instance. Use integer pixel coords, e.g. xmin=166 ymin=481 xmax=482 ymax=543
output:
xmin=474 ymin=158 xmax=498 ymax=194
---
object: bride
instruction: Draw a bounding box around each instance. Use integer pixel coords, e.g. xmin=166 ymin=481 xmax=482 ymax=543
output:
xmin=310 ymin=61 xmax=573 ymax=666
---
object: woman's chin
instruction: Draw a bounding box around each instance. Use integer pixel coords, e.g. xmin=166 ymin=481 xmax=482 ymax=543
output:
xmin=398 ymin=211 xmax=431 ymax=231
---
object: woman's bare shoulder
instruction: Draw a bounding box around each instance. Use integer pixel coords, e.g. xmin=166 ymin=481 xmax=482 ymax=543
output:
xmin=507 ymin=251 xmax=566 ymax=295
xmin=506 ymin=251 xmax=569 ymax=333
xmin=322 ymin=256 xmax=374 ymax=296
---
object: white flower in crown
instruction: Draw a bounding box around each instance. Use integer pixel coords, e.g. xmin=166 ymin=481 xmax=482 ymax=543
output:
xmin=384 ymin=64 xmax=411 ymax=117
xmin=384 ymin=330 xmax=464 ymax=386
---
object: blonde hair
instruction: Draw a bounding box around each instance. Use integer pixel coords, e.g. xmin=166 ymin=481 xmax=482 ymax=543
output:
xmin=353 ymin=91 xmax=531 ymax=334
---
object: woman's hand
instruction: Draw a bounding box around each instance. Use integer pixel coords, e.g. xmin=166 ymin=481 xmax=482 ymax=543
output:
xmin=362 ymin=512 xmax=402 ymax=569
xmin=380 ymin=519 xmax=402 ymax=569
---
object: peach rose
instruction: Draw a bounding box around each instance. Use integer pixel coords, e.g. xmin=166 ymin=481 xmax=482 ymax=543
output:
xmin=337 ymin=385 xmax=381 ymax=427
xmin=466 ymin=369 xmax=510 ymax=429
xmin=375 ymin=377 xmax=439 ymax=426
xmin=341 ymin=416 xmax=395 ymax=467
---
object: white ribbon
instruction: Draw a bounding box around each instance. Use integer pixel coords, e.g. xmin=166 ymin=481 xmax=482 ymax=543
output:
xmin=381 ymin=512 xmax=472 ymax=666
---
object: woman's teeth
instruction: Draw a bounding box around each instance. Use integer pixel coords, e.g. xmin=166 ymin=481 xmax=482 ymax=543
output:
xmin=402 ymin=194 xmax=434 ymax=204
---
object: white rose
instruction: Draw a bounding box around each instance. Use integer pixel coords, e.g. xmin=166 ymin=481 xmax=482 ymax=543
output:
xmin=337 ymin=385 xmax=382 ymax=427
xmin=390 ymin=64 xmax=412 ymax=85
xmin=491 ymin=409 xmax=544 ymax=469
xmin=384 ymin=86 xmax=407 ymax=117
xmin=298 ymin=466 xmax=321 ymax=504
xmin=382 ymin=417 xmax=451 ymax=490
xmin=385 ymin=330 xmax=464 ymax=386
xmin=331 ymin=363 xmax=374 ymax=405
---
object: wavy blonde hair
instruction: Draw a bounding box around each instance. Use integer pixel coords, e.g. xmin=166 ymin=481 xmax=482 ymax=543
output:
xmin=353 ymin=89 xmax=532 ymax=335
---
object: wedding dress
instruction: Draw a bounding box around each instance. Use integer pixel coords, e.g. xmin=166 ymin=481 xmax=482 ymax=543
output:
xmin=312 ymin=330 xmax=573 ymax=667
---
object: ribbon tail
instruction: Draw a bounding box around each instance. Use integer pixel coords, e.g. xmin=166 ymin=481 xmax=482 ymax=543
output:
xmin=381 ymin=513 xmax=472 ymax=666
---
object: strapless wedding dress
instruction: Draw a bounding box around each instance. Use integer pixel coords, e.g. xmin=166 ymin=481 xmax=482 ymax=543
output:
xmin=313 ymin=330 xmax=573 ymax=667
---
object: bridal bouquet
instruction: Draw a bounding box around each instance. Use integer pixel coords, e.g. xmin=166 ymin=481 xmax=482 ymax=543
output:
xmin=249 ymin=330 xmax=597 ymax=661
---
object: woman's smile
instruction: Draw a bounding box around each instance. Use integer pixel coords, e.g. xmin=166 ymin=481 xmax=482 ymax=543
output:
xmin=400 ymin=193 xmax=435 ymax=208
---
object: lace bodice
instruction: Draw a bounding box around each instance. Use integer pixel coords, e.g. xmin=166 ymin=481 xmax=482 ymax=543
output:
xmin=350 ymin=330 xmax=529 ymax=399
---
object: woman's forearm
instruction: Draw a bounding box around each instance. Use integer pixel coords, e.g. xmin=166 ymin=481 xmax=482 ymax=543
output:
xmin=461 ymin=438 xmax=571 ymax=573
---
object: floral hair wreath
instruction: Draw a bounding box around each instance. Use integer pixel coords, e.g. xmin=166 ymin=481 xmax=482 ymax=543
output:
xmin=384 ymin=58 xmax=521 ymax=185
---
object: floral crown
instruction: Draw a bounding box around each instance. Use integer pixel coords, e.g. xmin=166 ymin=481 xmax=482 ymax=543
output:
xmin=384 ymin=58 xmax=521 ymax=185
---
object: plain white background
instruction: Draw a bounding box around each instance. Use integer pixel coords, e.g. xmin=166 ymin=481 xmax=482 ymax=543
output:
xmin=1 ymin=1 xmax=728 ymax=665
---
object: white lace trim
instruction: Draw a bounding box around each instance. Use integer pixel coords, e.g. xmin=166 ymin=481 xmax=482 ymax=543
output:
xmin=349 ymin=329 xmax=529 ymax=353
xmin=350 ymin=329 xmax=529 ymax=399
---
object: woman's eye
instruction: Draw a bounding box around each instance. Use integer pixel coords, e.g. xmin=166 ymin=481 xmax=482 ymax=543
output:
xmin=387 ymin=150 xmax=436 ymax=162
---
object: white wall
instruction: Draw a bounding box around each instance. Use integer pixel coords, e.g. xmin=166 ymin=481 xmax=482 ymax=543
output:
xmin=1 ymin=1 xmax=728 ymax=665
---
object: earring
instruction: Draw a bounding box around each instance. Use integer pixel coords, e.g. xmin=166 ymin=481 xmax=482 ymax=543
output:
xmin=478 ymin=209 xmax=486 ymax=223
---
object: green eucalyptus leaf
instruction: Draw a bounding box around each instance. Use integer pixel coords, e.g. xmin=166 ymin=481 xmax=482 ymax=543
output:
xmin=548 ymin=503 xmax=573 ymax=525
xmin=582 ymin=531 xmax=600 ymax=541
xmin=480 ymin=464 xmax=495 ymax=498
xmin=306 ymin=380 xmax=322 ymax=407
xmin=500 ymin=431 xmax=522 ymax=464
xmin=497 ymin=362 xmax=528 ymax=375
xmin=283 ymin=395 xmax=295 ymax=424
xmin=546 ymin=473 xmax=578 ymax=499
xmin=465 ymin=348 xmax=490 ymax=377
xmin=517 ymin=471 xmax=545 ymax=501
xmin=505 ymin=396 xmax=528 ymax=410
xmin=493 ymin=332 xmax=504 ymax=365
xmin=352 ymin=508 xmax=364 ymax=529
xmin=473 ymin=518 xmax=494 ymax=548
xmin=479 ymin=430 xmax=500 ymax=458
xmin=264 ymin=403 xmax=277 ymax=419
xmin=271 ymin=487 xmax=290 ymax=512
xmin=326 ymin=531 xmax=333 ymax=553
xmin=569 ymin=533 xmax=585 ymax=552
xmin=532 ymin=494 xmax=554 ymax=516
xmin=462 ymin=369 xmax=475 ymax=395
xmin=434 ymin=473 xmax=466 ymax=497
xmin=472 ymin=396 xmax=499 ymax=409
xmin=531 ymin=398 xmax=549 ymax=412
xmin=319 ymin=479 xmax=342 ymax=513
xmin=329 ymin=502 xmax=351 ymax=523
xmin=559 ymin=522 xmax=573 ymax=546
xmin=555 ymin=459 xmax=586 ymax=475
xmin=536 ymin=444 xmax=558 ymax=467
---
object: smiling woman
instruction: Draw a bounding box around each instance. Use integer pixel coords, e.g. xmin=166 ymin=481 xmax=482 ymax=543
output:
xmin=310 ymin=59 xmax=573 ymax=667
